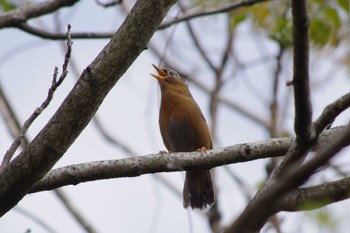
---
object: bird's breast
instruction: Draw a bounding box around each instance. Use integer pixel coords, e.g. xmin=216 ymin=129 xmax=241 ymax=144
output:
xmin=159 ymin=95 xmax=212 ymax=152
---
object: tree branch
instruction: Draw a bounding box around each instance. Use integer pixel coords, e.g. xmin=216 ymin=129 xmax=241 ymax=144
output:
xmin=0 ymin=0 xmax=176 ymax=217
xmin=0 ymin=47 xmax=97 ymax=232
xmin=159 ymin=0 xmax=270 ymax=30
xmin=224 ymin=124 xmax=350 ymax=233
xmin=54 ymin=189 xmax=98 ymax=233
xmin=17 ymin=22 xmax=114 ymax=40
xmin=278 ymin=176 xmax=350 ymax=212
xmin=291 ymin=0 xmax=313 ymax=145
xmin=0 ymin=24 xmax=72 ymax=168
xmin=313 ymin=92 xmax=350 ymax=135
xmin=29 ymin=127 xmax=343 ymax=193
xmin=0 ymin=0 xmax=80 ymax=28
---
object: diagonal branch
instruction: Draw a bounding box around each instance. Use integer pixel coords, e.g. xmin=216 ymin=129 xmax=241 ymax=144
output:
xmin=224 ymin=124 xmax=350 ymax=233
xmin=0 ymin=0 xmax=177 ymax=217
xmin=54 ymin=189 xmax=98 ymax=233
xmin=313 ymin=92 xmax=350 ymax=135
xmin=278 ymin=176 xmax=350 ymax=212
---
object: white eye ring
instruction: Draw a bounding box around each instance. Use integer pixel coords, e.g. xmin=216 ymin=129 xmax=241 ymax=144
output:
xmin=167 ymin=69 xmax=178 ymax=78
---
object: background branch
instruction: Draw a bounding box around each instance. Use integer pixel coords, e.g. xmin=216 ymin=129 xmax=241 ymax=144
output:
xmin=159 ymin=0 xmax=270 ymax=30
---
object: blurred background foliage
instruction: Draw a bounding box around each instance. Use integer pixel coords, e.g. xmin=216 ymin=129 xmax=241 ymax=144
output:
xmin=191 ymin=0 xmax=350 ymax=68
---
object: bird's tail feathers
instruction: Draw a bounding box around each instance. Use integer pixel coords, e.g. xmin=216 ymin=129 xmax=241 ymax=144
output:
xmin=183 ymin=170 xmax=214 ymax=209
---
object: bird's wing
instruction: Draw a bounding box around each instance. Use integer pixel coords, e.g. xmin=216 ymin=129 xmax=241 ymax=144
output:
xmin=166 ymin=117 xmax=197 ymax=152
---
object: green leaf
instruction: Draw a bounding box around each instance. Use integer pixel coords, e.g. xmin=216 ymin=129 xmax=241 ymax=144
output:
xmin=0 ymin=0 xmax=16 ymax=11
xmin=325 ymin=7 xmax=341 ymax=28
xmin=309 ymin=18 xmax=332 ymax=46
xmin=231 ymin=12 xmax=247 ymax=29
xmin=337 ymin=0 xmax=350 ymax=13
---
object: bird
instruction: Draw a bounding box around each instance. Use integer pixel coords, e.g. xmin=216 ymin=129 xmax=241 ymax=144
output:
xmin=150 ymin=64 xmax=214 ymax=209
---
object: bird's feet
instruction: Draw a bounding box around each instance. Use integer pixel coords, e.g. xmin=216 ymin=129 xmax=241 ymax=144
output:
xmin=197 ymin=147 xmax=208 ymax=154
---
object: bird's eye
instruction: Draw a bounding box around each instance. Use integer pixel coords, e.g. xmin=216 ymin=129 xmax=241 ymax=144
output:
xmin=167 ymin=70 xmax=178 ymax=78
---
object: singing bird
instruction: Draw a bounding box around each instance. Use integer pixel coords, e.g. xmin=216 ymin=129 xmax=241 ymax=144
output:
xmin=151 ymin=64 xmax=214 ymax=209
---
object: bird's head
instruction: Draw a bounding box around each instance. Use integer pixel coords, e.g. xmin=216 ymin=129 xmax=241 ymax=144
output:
xmin=150 ymin=64 xmax=188 ymax=92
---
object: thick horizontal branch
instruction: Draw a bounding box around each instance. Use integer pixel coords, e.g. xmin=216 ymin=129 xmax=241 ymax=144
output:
xmin=0 ymin=0 xmax=80 ymax=28
xmin=278 ymin=176 xmax=350 ymax=212
xmin=30 ymin=127 xmax=344 ymax=193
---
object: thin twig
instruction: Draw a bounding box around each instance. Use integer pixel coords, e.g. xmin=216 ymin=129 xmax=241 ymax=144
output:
xmin=0 ymin=0 xmax=79 ymax=28
xmin=13 ymin=207 xmax=58 ymax=233
xmin=179 ymin=2 xmax=216 ymax=71
xmin=18 ymin=22 xmax=113 ymax=40
xmin=0 ymin=24 xmax=72 ymax=168
xmin=0 ymin=0 xmax=177 ymax=218
xmin=0 ymin=83 xmax=29 ymax=148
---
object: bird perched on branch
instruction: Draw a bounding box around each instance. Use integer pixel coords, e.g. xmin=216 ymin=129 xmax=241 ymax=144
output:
xmin=150 ymin=64 xmax=214 ymax=209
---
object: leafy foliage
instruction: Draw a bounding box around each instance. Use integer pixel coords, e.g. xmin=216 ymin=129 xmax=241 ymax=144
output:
xmin=0 ymin=0 xmax=15 ymax=12
xmin=193 ymin=0 xmax=350 ymax=69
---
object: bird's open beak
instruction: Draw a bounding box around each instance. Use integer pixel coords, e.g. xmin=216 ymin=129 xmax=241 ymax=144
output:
xmin=151 ymin=64 xmax=167 ymax=81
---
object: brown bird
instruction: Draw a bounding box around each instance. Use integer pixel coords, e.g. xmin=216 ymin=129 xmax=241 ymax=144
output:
xmin=151 ymin=64 xmax=214 ymax=209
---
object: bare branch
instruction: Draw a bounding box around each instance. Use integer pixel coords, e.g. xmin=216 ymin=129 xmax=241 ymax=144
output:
xmin=224 ymin=124 xmax=350 ymax=233
xmin=13 ymin=207 xmax=58 ymax=233
xmin=291 ymin=0 xmax=313 ymax=145
xmin=0 ymin=83 xmax=29 ymax=148
xmin=30 ymin=127 xmax=344 ymax=193
xmin=0 ymin=0 xmax=80 ymax=28
xmin=270 ymin=46 xmax=284 ymax=138
xmin=179 ymin=1 xmax=216 ymax=71
xmin=18 ymin=22 xmax=114 ymax=40
xmin=159 ymin=0 xmax=270 ymax=30
xmin=313 ymin=92 xmax=350 ymax=135
xmin=278 ymin=176 xmax=350 ymax=212
xmin=259 ymin=0 xmax=313 ymax=187
xmin=54 ymin=189 xmax=98 ymax=233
